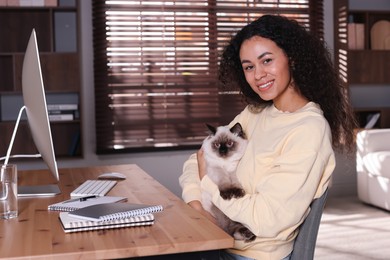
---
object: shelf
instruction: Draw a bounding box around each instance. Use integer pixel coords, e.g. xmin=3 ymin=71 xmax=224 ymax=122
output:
xmin=0 ymin=0 xmax=82 ymax=159
xmin=344 ymin=9 xmax=390 ymax=84
xmin=0 ymin=9 xmax=52 ymax=52
xmin=348 ymin=11 xmax=390 ymax=50
xmin=348 ymin=51 xmax=390 ymax=84
xmin=0 ymin=6 xmax=77 ymax=10
xmin=0 ymin=121 xmax=81 ymax=158
xmin=0 ymin=53 xmax=79 ymax=92
xmin=334 ymin=0 xmax=390 ymax=129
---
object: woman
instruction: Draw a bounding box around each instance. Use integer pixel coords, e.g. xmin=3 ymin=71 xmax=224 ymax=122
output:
xmin=179 ymin=15 xmax=357 ymax=260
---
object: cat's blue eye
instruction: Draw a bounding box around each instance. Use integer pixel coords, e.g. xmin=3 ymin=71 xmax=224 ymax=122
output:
xmin=226 ymin=141 xmax=233 ymax=147
xmin=214 ymin=143 xmax=220 ymax=149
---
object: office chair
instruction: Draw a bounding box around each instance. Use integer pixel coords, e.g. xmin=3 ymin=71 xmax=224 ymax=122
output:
xmin=290 ymin=189 xmax=328 ymax=260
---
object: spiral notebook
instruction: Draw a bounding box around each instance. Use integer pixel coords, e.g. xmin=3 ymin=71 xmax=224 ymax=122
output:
xmin=59 ymin=212 xmax=155 ymax=233
xmin=68 ymin=202 xmax=164 ymax=222
xmin=48 ymin=196 xmax=127 ymax=212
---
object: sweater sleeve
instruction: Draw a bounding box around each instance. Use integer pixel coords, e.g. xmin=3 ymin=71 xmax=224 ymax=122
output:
xmin=179 ymin=153 xmax=202 ymax=203
xmin=200 ymin=119 xmax=334 ymax=239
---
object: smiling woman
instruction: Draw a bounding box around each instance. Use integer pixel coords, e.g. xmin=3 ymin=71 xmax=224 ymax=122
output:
xmin=92 ymin=0 xmax=324 ymax=153
xmin=179 ymin=14 xmax=357 ymax=260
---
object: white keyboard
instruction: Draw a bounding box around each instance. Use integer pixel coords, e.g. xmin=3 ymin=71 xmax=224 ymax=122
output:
xmin=70 ymin=180 xmax=117 ymax=198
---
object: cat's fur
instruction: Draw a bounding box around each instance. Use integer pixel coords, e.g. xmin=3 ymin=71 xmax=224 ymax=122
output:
xmin=201 ymin=122 xmax=256 ymax=242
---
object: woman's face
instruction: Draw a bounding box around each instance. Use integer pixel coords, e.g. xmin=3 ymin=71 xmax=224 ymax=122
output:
xmin=239 ymin=36 xmax=296 ymax=110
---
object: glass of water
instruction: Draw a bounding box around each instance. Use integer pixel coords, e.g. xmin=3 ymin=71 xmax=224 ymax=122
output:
xmin=0 ymin=164 xmax=18 ymax=219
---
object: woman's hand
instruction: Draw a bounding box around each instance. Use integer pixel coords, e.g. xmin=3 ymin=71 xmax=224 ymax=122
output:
xmin=188 ymin=200 xmax=217 ymax=224
xmin=197 ymin=149 xmax=207 ymax=180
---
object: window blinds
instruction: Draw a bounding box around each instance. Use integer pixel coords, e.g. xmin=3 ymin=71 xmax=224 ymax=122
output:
xmin=92 ymin=0 xmax=323 ymax=153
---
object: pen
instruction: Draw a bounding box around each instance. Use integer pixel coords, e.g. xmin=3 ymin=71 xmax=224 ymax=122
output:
xmin=62 ymin=195 xmax=98 ymax=203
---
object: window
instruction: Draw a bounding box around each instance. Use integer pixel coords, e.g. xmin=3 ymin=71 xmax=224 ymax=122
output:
xmin=92 ymin=0 xmax=323 ymax=153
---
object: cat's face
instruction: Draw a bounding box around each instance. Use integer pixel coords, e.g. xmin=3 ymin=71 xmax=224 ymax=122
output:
xmin=202 ymin=123 xmax=247 ymax=161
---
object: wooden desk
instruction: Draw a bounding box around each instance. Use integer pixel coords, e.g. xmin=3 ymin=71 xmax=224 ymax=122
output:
xmin=0 ymin=164 xmax=233 ymax=259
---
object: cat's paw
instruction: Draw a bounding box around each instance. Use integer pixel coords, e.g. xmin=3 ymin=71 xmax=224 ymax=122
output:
xmin=233 ymin=227 xmax=256 ymax=243
xmin=220 ymin=187 xmax=245 ymax=200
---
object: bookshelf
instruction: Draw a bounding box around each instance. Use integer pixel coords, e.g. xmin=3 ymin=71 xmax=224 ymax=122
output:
xmin=0 ymin=0 xmax=82 ymax=158
xmin=334 ymin=0 xmax=390 ymax=129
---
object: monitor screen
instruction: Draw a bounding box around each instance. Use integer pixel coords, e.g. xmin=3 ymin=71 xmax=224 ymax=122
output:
xmin=17 ymin=29 xmax=60 ymax=196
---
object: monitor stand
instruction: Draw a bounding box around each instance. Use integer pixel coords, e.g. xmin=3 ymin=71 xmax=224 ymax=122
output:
xmin=3 ymin=107 xmax=61 ymax=197
xmin=18 ymin=184 xmax=61 ymax=197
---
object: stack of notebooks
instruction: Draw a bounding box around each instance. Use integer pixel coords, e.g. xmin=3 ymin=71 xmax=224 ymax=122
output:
xmin=48 ymin=196 xmax=163 ymax=233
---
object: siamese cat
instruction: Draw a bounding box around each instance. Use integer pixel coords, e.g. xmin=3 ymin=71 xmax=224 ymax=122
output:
xmin=201 ymin=122 xmax=256 ymax=242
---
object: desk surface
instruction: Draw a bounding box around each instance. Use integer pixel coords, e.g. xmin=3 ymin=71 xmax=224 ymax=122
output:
xmin=0 ymin=164 xmax=233 ymax=259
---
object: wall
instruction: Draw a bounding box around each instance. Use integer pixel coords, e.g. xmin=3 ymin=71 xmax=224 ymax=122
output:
xmin=16 ymin=0 xmax=365 ymax=198
xmin=323 ymin=1 xmax=358 ymax=198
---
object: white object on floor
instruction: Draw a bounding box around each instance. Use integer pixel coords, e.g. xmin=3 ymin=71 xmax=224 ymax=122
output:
xmin=356 ymin=129 xmax=390 ymax=211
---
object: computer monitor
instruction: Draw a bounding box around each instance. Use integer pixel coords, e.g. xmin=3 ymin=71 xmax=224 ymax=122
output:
xmin=14 ymin=29 xmax=61 ymax=197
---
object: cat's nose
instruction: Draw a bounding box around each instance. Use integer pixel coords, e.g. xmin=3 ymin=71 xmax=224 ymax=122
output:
xmin=219 ymin=147 xmax=228 ymax=156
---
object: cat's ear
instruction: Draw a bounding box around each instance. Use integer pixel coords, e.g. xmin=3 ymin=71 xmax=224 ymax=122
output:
xmin=230 ymin=123 xmax=246 ymax=138
xmin=205 ymin=123 xmax=217 ymax=135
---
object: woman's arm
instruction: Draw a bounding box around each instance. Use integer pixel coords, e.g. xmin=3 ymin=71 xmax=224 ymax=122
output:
xmin=179 ymin=150 xmax=217 ymax=224
xmin=179 ymin=153 xmax=203 ymax=203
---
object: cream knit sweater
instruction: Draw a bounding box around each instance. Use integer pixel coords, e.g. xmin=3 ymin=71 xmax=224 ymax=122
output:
xmin=179 ymin=102 xmax=335 ymax=260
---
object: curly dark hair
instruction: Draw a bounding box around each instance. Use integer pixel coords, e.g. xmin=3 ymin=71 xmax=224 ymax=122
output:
xmin=219 ymin=14 xmax=357 ymax=153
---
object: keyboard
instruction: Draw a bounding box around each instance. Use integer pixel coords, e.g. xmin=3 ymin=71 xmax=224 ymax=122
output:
xmin=70 ymin=180 xmax=117 ymax=198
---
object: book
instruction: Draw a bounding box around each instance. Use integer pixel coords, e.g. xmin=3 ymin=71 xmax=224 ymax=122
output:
xmin=355 ymin=23 xmax=365 ymax=50
xmin=49 ymin=113 xmax=74 ymax=121
xmin=48 ymin=196 xmax=127 ymax=212
xmin=59 ymin=212 xmax=154 ymax=233
xmin=49 ymin=110 xmax=77 ymax=119
xmin=48 ymin=109 xmax=75 ymax=115
xmin=47 ymin=104 xmax=78 ymax=111
xmin=68 ymin=203 xmax=163 ymax=222
xmin=348 ymin=23 xmax=365 ymax=50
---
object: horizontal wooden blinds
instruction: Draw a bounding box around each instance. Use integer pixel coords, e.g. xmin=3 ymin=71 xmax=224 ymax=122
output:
xmin=92 ymin=0 xmax=323 ymax=153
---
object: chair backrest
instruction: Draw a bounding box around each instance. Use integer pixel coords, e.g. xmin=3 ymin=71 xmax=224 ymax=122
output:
xmin=291 ymin=189 xmax=328 ymax=260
